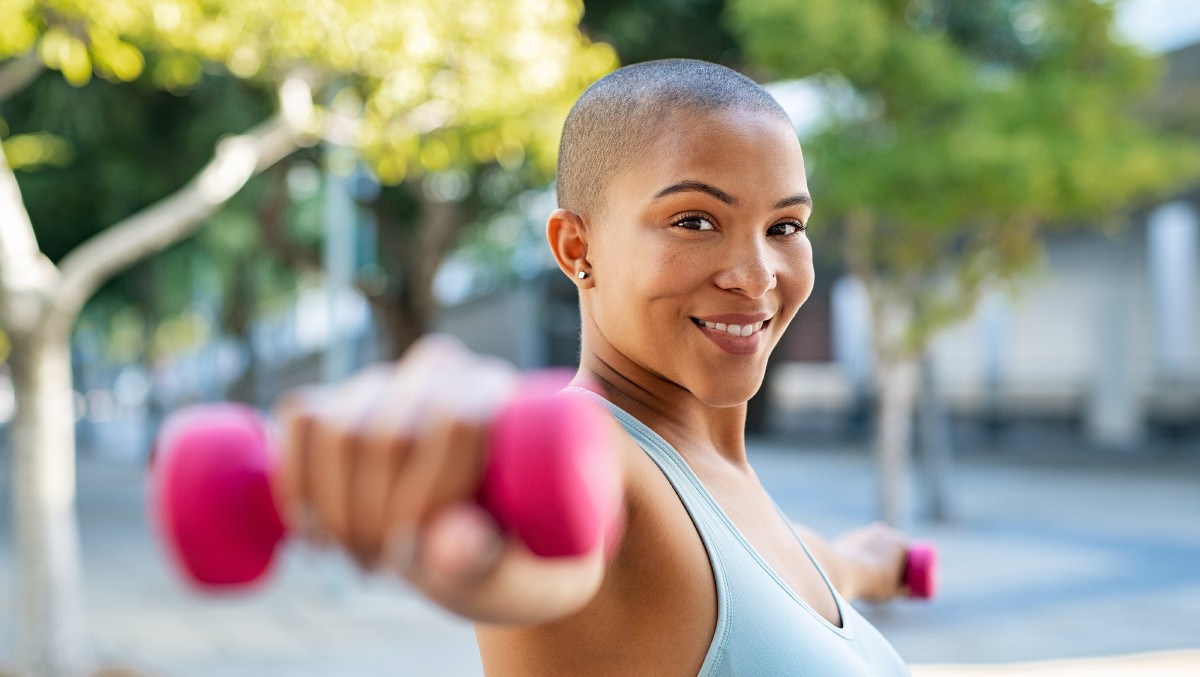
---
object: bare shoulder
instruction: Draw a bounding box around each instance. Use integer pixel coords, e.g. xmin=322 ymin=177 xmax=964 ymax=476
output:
xmin=475 ymin=422 xmax=716 ymax=677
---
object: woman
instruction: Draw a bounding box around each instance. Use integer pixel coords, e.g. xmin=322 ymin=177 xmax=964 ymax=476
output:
xmin=275 ymin=59 xmax=913 ymax=676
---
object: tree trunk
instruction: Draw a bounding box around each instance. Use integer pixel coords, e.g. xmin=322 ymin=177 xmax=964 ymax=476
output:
xmin=9 ymin=333 xmax=93 ymax=677
xmin=1 ymin=83 xmax=307 ymax=675
xmin=369 ymin=188 xmax=464 ymax=360
xmin=223 ymin=252 xmax=260 ymax=404
xmin=370 ymin=292 xmax=430 ymax=360
xmin=875 ymin=354 xmax=917 ymax=530
xmin=917 ymin=349 xmax=955 ymax=522
xmin=845 ymin=208 xmax=921 ymax=530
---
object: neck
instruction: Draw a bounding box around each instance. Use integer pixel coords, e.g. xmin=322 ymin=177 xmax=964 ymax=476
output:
xmin=572 ymin=343 xmax=751 ymax=466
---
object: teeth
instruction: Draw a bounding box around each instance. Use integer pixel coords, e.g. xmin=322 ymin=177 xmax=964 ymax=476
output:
xmin=696 ymin=318 xmax=767 ymax=337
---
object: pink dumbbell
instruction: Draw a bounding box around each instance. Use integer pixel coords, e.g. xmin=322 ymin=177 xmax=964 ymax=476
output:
xmin=902 ymin=540 xmax=938 ymax=599
xmin=150 ymin=373 xmax=621 ymax=590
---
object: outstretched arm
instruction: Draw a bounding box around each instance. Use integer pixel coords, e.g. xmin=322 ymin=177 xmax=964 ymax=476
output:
xmin=389 ymin=503 xmax=610 ymax=624
xmin=272 ymin=335 xmax=618 ymax=625
xmin=791 ymin=522 xmax=909 ymax=603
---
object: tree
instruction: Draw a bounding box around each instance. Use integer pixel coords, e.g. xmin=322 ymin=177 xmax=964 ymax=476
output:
xmin=727 ymin=0 xmax=1200 ymax=525
xmin=579 ymin=0 xmax=740 ymax=66
xmin=1 ymin=67 xmax=285 ymax=417
xmin=0 ymin=1 xmax=614 ymax=674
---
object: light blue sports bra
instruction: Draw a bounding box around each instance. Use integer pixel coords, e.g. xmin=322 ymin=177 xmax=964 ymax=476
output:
xmin=567 ymin=388 xmax=911 ymax=677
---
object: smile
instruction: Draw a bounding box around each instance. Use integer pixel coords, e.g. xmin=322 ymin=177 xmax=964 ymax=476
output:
xmin=691 ymin=317 xmax=767 ymax=337
xmin=690 ymin=316 xmax=771 ymax=356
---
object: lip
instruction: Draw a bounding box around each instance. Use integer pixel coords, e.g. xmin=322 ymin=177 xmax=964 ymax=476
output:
xmin=692 ymin=312 xmax=773 ymax=326
xmin=690 ymin=314 xmax=772 ymax=356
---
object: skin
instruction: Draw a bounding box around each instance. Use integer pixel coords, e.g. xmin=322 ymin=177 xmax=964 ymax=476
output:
xmin=272 ymin=106 xmax=908 ymax=677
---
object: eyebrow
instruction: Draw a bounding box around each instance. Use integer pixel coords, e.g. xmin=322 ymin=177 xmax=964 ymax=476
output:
xmin=773 ymin=194 xmax=813 ymax=210
xmin=654 ymin=180 xmax=738 ymax=205
xmin=652 ymin=180 xmax=812 ymax=211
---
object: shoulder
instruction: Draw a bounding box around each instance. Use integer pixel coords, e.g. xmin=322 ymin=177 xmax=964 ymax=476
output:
xmin=483 ymin=408 xmax=717 ymax=676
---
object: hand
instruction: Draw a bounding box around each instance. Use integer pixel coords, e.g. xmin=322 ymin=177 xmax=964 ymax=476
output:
xmin=271 ymin=334 xmax=519 ymax=587
xmin=831 ymin=522 xmax=909 ymax=603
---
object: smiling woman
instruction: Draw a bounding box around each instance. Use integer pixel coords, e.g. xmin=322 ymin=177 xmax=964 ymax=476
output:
xmin=472 ymin=60 xmax=914 ymax=676
xmin=268 ymin=59 xmax=919 ymax=677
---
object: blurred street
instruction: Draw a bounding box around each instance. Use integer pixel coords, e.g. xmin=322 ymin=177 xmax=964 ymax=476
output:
xmin=2 ymin=438 xmax=1197 ymax=676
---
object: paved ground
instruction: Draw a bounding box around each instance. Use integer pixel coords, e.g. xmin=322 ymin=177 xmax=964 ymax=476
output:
xmin=1 ymin=436 xmax=1199 ymax=676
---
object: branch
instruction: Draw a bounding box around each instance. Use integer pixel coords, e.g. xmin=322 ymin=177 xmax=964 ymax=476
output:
xmin=48 ymin=113 xmax=300 ymax=333
xmin=0 ymin=53 xmax=45 ymax=105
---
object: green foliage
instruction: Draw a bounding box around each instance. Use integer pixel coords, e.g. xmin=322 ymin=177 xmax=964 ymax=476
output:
xmin=580 ymin=0 xmax=741 ymax=66
xmin=728 ymin=0 xmax=1200 ymax=353
xmin=1 ymin=0 xmax=617 ymax=183
xmin=730 ymin=0 xmax=890 ymax=80
xmin=1 ymin=0 xmax=617 ymax=356
xmin=3 ymin=72 xmax=274 ymax=263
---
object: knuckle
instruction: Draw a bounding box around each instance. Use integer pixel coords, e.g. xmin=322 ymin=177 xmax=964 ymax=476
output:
xmin=446 ymin=416 xmax=478 ymax=445
xmin=275 ymin=386 xmax=322 ymax=419
xmin=405 ymin=333 xmax=465 ymax=364
xmin=360 ymin=434 xmax=395 ymax=462
xmin=334 ymin=427 xmax=366 ymax=455
xmin=386 ymin=429 xmax=416 ymax=457
xmin=312 ymin=418 xmax=360 ymax=457
xmin=284 ymin=406 xmax=317 ymax=434
xmin=416 ymin=399 xmax=456 ymax=436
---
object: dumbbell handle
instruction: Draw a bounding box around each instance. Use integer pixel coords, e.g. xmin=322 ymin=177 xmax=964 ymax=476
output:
xmin=152 ymin=374 xmax=620 ymax=590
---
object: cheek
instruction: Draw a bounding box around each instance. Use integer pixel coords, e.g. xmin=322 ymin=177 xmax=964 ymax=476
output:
xmin=780 ymin=245 xmax=816 ymax=319
xmin=614 ymin=239 xmax=705 ymax=304
xmin=645 ymin=248 xmax=706 ymax=298
xmin=798 ymin=259 xmax=816 ymax=304
xmin=594 ymin=242 xmax=692 ymax=330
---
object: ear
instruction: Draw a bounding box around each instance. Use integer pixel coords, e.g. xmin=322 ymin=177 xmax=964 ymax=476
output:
xmin=546 ymin=208 xmax=593 ymax=287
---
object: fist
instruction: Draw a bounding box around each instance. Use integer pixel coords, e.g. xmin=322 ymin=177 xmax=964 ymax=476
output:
xmin=832 ymin=522 xmax=909 ymax=603
xmin=271 ymin=335 xmax=518 ymax=581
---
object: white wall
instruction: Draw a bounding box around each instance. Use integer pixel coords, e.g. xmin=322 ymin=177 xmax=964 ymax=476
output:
xmin=923 ymin=204 xmax=1200 ymax=446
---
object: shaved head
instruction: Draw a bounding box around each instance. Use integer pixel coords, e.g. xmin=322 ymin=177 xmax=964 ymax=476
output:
xmin=556 ymin=59 xmax=792 ymax=220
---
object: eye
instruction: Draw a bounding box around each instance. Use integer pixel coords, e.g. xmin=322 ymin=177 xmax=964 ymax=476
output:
xmin=768 ymin=220 xmax=806 ymax=236
xmin=671 ymin=213 xmax=716 ymax=232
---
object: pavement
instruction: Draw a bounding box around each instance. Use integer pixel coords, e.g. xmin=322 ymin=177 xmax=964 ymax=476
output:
xmin=1 ymin=435 xmax=1199 ymax=676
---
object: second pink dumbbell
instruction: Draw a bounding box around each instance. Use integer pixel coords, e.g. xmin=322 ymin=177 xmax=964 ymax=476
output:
xmin=903 ymin=540 xmax=937 ymax=599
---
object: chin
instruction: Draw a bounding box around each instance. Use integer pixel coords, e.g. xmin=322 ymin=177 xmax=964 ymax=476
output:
xmin=690 ymin=375 xmax=764 ymax=409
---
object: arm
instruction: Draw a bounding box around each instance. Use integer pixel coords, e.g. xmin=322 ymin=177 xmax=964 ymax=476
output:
xmin=272 ymin=335 xmax=620 ymax=625
xmin=389 ymin=503 xmax=610 ymax=624
xmin=791 ymin=522 xmax=909 ymax=603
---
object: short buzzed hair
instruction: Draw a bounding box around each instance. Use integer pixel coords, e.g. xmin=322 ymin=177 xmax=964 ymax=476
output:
xmin=556 ymin=59 xmax=791 ymax=219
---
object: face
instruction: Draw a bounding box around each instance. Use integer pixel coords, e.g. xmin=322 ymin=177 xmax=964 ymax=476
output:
xmin=582 ymin=107 xmax=815 ymax=408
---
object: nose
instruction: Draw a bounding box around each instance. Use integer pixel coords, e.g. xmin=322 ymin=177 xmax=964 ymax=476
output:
xmin=713 ymin=238 xmax=777 ymax=298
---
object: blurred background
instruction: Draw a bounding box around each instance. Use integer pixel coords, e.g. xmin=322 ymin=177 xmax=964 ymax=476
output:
xmin=0 ymin=0 xmax=1198 ymax=675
